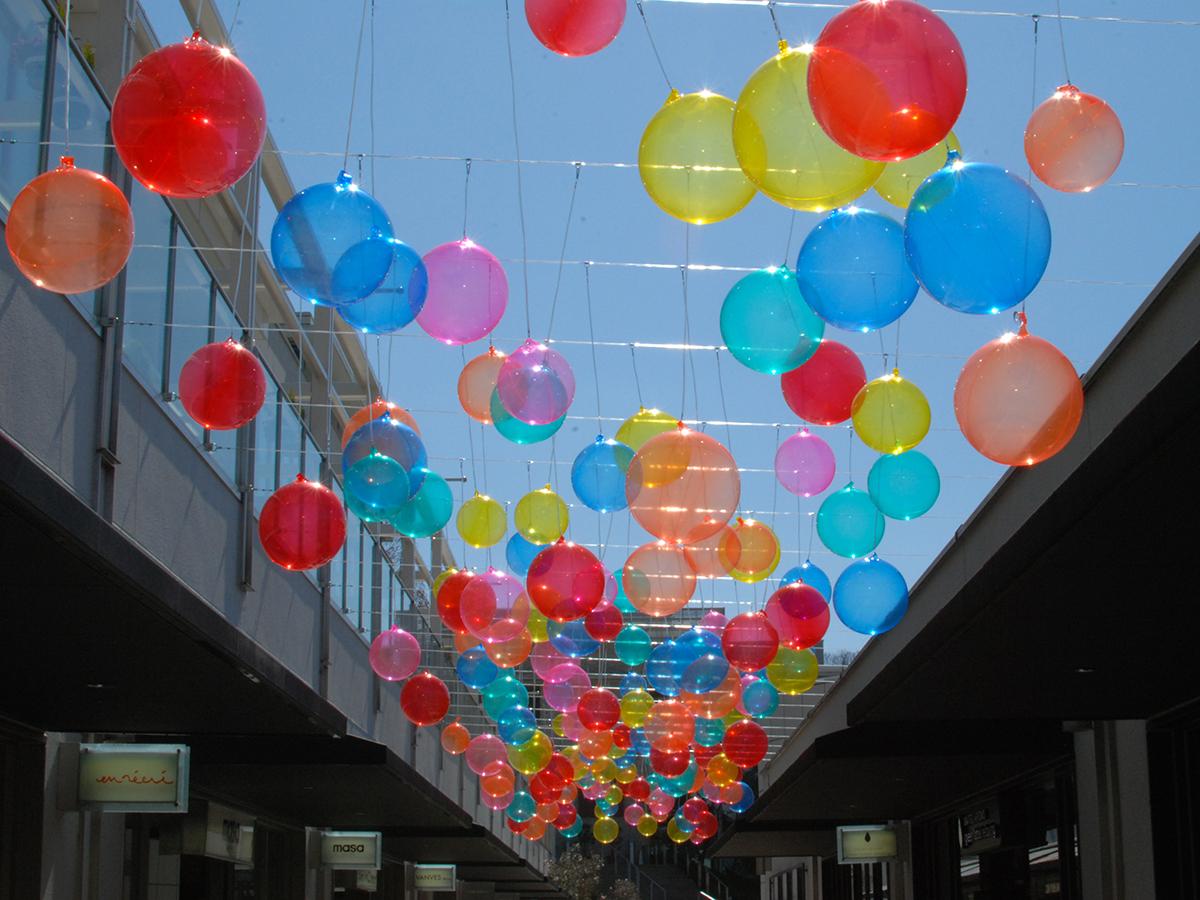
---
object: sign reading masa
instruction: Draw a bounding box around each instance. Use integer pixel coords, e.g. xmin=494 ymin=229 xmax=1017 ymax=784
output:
xmin=320 ymin=831 xmax=382 ymax=870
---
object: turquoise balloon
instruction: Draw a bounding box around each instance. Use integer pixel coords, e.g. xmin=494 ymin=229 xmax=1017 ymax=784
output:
xmin=662 ymin=760 xmax=698 ymax=797
xmin=497 ymin=705 xmax=538 ymax=745
xmin=719 ymin=265 xmax=824 ymax=375
xmin=779 ymin=560 xmax=832 ymax=600
xmin=613 ymin=571 xmax=636 ymax=615
xmin=490 ymin=389 xmax=565 ymax=444
xmin=742 ymin=679 xmax=779 ymax=718
xmin=619 ymin=672 xmax=650 ymax=695
xmin=456 ymin=645 xmax=499 ymax=690
xmin=507 ymin=790 xmax=536 ymax=822
xmin=693 ymin=718 xmax=726 ymax=747
xmin=391 ymin=468 xmax=453 ymax=537
xmin=345 ymin=487 xmax=403 ymax=524
xmin=482 ymin=674 xmax=529 ymax=719
xmin=595 ymin=798 xmax=617 ymax=816
xmin=345 ymin=450 xmax=411 ymax=510
xmin=615 ymin=624 xmax=653 ymax=666
xmin=817 ymin=483 xmax=885 ymax=559
xmin=833 ymin=555 xmax=908 ymax=635
xmin=730 ymin=782 xmax=755 ymax=813
xmin=867 ymin=451 xmax=940 ymax=520
xmin=560 ymin=818 xmax=583 ymax=838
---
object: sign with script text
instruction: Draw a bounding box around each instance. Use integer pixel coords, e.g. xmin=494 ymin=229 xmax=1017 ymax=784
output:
xmin=320 ymin=831 xmax=382 ymax=870
xmin=78 ymin=743 xmax=189 ymax=812
xmin=414 ymin=864 xmax=457 ymax=892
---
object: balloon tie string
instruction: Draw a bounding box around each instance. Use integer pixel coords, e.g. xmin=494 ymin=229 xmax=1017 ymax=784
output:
xmin=635 ymin=0 xmax=675 ymax=93
xmin=680 ymin=226 xmax=691 ymax=424
xmin=546 ymin=162 xmax=583 ymax=342
xmin=584 ymin=264 xmax=604 ymax=434
xmin=192 ymin=0 xmax=207 ymax=35
xmin=846 ymin=424 xmax=854 ymax=485
xmin=342 ymin=0 xmax=370 ymax=172
xmin=807 ymin=511 xmax=816 ymax=560
xmin=62 ymin=0 xmax=72 ymax=153
xmin=227 ymin=0 xmax=244 ymax=43
xmin=629 ymin=344 xmax=645 ymax=409
xmin=1023 ymin=14 xmax=1041 ymax=320
xmin=1027 ymin=14 xmax=1040 ymax=191
xmin=462 ymin=347 xmax=480 ymax=490
xmin=1054 ymin=0 xmax=1073 ymax=84
xmin=369 ymin=0 xmax=377 ymax=192
xmin=714 ymin=349 xmax=735 ymax=458
xmin=461 ymin=158 xmax=473 ymax=238
xmin=782 ymin=210 xmax=797 ymax=267
xmin=768 ymin=425 xmax=783 ymax=606
xmin=894 ymin=317 xmax=901 ymax=372
xmin=877 ymin=330 xmax=888 ymax=374
xmin=767 ymin=0 xmax=785 ymax=43
xmin=548 ymin=435 xmax=559 ymax=495
xmin=502 ymin=0 xmax=533 ymax=339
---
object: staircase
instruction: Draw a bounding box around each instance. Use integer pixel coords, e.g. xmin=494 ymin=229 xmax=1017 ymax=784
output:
xmin=612 ymin=842 xmax=753 ymax=900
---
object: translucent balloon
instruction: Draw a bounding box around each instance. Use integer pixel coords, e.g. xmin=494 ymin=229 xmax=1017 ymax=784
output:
xmin=731 ymin=782 xmax=756 ymax=813
xmin=507 ymin=790 xmax=536 ymax=823
xmin=259 ymin=475 xmax=346 ymax=570
xmin=817 ymin=483 xmax=885 ymax=559
xmin=719 ymin=519 xmax=780 ymax=584
xmin=766 ymin=647 xmax=820 ymax=695
xmin=525 ymin=0 xmax=625 ymax=56
xmin=612 ymin=626 xmax=650 ymax=667
xmin=456 ymin=644 xmax=499 ymax=690
xmin=674 ymin=628 xmax=728 ymax=693
xmin=796 ymin=207 xmax=918 ymax=332
xmin=667 ymin=819 xmax=690 ymax=843
xmin=498 ymin=705 xmax=539 ymax=746
xmin=271 ymin=171 xmax=394 ymax=307
xmin=721 ymin=613 xmax=780 ymax=673
xmin=111 ymin=33 xmax=266 ymax=197
xmin=954 ymin=314 xmax=1083 ymax=466
xmin=875 ymin=132 xmax=961 ymax=208
xmin=468 ymin=734 xmax=510 ymax=776
xmin=547 ymin=622 xmax=599 ymax=660
xmin=639 ymin=90 xmax=756 ymax=225
xmin=851 ymin=369 xmax=931 ymax=454
xmin=905 ymin=156 xmax=1051 ymax=315
xmin=457 ymin=492 xmax=506 ymax=548
xmin=616 ymin=407 xmax=678 ymax=452
xmin=720 ymin=266 xmax=825 ymax=375
xmin=511 ymin=732 xmax=555 ymax=775
xmin=781 ymin=339 xmax=867 ymax=425
xmin=775 ymin=428 xmax=836 ymax=497
xmin=531 ymin=642 xmax=570 ymax=681
xmin=733 ymin=42 xmax=883 ymax=211
xmin=765 ymin=583 xmax=830 ymax=650
xmin=497 ymin=338 xmax=575 ymax=425
xmin=624 ymin=803 xmax=647 ymax=827
xmin=392 ymin=469 xmax=453 ymax=538
xmin=5 ymin=156 xmax=133 ymax=294
xmin=723 ymin=719 xmax=768 ymax=769
xmin=834 ymin=555 xmax=909 ymax=635
xmin=1026 ymin=85 xmax=1124 ymax=193
xmin=178 ymin=339 xmax=266 ymax=431
xmin=694 ymin=718 xmax=726 ymax=748
xmin=483 ymin=787 xmax=514 ymax=811
xmin=623 ymin=542 xmax=697 ymax=618
xmin=506 ymin=532 xmax=541 ymax=577
xmin=638 ymin=814 xmax=659 ymax=838
xmin=345 ymin=450 xmax=410 ymax=512
xmin=807 ymin=0 xmax=966 ymax=161
xmin=460 ymin=568 xmax=530 ymax=641
xmin=868 ymin=450 xmax=940 ymax=520
xmin=741 ymin=678 xmax=779 ymax=718
xmin=400 ymin=672 xmax=449 ymax=726
xmin=578 ymin=689 xmax=621 ymax=732
xmin=572 ymin=435 xmax=635 ymax=512
xmin=626 ymin=427 xmax=740 ymax=544
xmin=644 ymin=700 xmax=695 ymax=755
xmin=485 ymin=623 xmax=533 ymax=669
xmin=490 ymin=389 xmax=566 ymax=444
xmin=682 ymin=668 xmax=742 ymax=721
xmin=527 ymin=540 xmax=606 ymax=622
xmin=560 ymin=818 xmax=583 ymax=838
xmin=417 ymin=239 xmax=507 ymax=345
xmin=368 ymin=626 xmax=420 ymax=681
xmin=584 ymin=604 xmax=623 ymax=642
xmin=515 ymin=486 xmax=569 ymax=544
xmin=780 ymin=559 xmax=832 ymax=600
xmin=441 ymin=720 xmax=470 ymax=755
xmin=342 ymin=399 xmax=420 ymax=447
xmin=342 ymin=415 xmax=426 ymax=496
xmin=646 ymin=640 xmax=685 ymax=698
xmin=593 ymin=817 xmax=618 ymax=844
xmin=706 ymin=752 xmax=740 ymax=788
xmin=458 ymin=346 xmax=507 ymax=424
xmin=620 ymin=689 xmax=655 ymax=728
xmin=337 ymin=240 xmax=428 ymax=333
xmin=483 ymin=675 xmax=530 ymax=720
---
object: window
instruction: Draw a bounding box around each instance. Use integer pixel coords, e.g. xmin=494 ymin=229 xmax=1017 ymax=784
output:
xmin=46 ymin=29 xmax=106 ymax=176
xmin=121 ymin=186 xmax=172 ymax=389
xmin=166 ymin=233 xmax=212 ymax=443
xmin=252 ymin=381 xmax=280 ymax=516
xmin=0 ymin=0 xmax=48 ymax=210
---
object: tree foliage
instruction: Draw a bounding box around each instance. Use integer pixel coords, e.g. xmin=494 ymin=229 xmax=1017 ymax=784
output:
xmin=548 ymin=847 xmax=603 ymax=900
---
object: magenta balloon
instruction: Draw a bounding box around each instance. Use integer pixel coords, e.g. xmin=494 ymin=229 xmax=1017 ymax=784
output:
xmin=496 ymin=338 xmax=576 ymax=425
xmin=774 ymin=429 xmax=836 ymax=497
xmin=532 ymin=642 xmax=570 ymax=680
xmin=460 ymin=568 xmax=530 ymax=641
xmin=624 ymin=804 xmax=646 ymax=827
xmin=699 ymin=611 xmax=728 ymax=633
xmin=417 ymin=239 xmax=508 ymax=345
xmin=467 ymin=733 xmax=509 ymax=775
xmin=544 ymin=663 xmax=591 ymax=712
xmin=368 ymin=627 xmax=421 ymax=681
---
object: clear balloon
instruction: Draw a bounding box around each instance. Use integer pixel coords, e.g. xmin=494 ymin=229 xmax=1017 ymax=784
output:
xmin=400 ymin=672 xmax=450 ymax=726
xmin=781 ymin=339 xmax=867 ymax=425
xmin=515 ymin=485 xmax=569 ymax=544
xmin=817 ymin=483 xmax=885 ymax=559
xmin=765 ymin=583 xmax=830 ymax=650
xmin=482 ymin=675 xmax=530 ymax=720
xmin=458 ymin=346 xmax=507 ymax=424
xmin=868 ymin=450 xmax=940 ymax=520
xmin=5 ymin=156 xmax=134 ymax=294
xmin=875 ymin=132 xmax=961 ymax=208
xmin=774 ymin=428 xmax=836 ymax=497
xmin=456 ymin=492 xmax=506 ymax=548
xmin=337 ymin=240 xmax=428 ymax=333
xmin=905 ymin=155 xmax=1051 ymax=315
xmin=490 ymin=389 xmax=566 ymax=444
xmin=497 ymin=338 xmax=576 ymax=425
xmin=721 ymin=612 xmax=780 ymax=673
xmin=808 ymin=0 xmax=967 ymax=161
xmin=498 ymin=705 xmax=539 ymax=746
xmin=779 ymin=559 xmax=832 ymax=600
xmin=627 ymin=427 xmax=740 ymax=544
xmin=485 ymin=623 xmax=533 ymax=669
xmin=623 ymin=542 xmax=697 ymax=618
xmin=719 ymin=518 xmax=781 ymax=584
xmin=342 ymin=415 xmax=426 ymax=496
xmin=834 ymin=555 xmax=909 ymax=635
xmin=616 ymin=407 xmax=678 ymax=452
xmin=460 ymin=568 xmax=530 ymax=641
xmin=741 ymin=679 xmax=779 ymax=718
xmin=259 ymin=475 xmax=346 ymax=570
xmin=368 ymin=626 xmax=420 ymax=681
xmin=547 ymin=621 xmax=600 ymax=660
xmin=525 ymin=0 xmax=625 ymax=56
xmin=417 ymin=239 xmax=507 ymax=345
xmin=766 ymin=647 xmax=820 ymax=695
xmin=345 ymin=450 xmax=411 ymax=512
xmin=572 ymin=435 xmax=635 ymax=512
xmin=1025 ymin=85 xmax=1124 ymax=193
xmin=392 ymin=469 xmax=453 ymax=538
xmin=720 ymin=266 xmax=825 ymax=375
xmin=852 ymin=369 xmax=931 ymax=454
xmin=178 ymin=339 xmax=266 ymax=431
xmin=639 ymin=90 xmax=756 ymax=225
xmin=646 ymin=640 xmax=685 ymax=698
xmin=527 ymin=540 xmax=606 ymax=621
xmin=507 ymin=790 xmax=536 ymax=823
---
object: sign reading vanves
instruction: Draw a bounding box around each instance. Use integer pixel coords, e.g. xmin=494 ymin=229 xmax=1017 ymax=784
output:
xmin=414 ymin=864 xmax=457 ymax=892
xmin=320 ymin=831 xmax=382 ymax=870
xmin=78 ymin=743 xmax=189 ymax=812
xmin=837 ymin=825 xmax=899 ymax=864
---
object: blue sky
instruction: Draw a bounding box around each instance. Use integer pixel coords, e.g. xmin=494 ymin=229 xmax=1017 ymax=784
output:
xmin=146 ymin=0 xmax=1199 ymax=653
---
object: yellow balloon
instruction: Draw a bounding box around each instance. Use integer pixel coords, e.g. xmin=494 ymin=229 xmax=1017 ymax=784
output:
xmin=639 ymin=89 xmax=757 ymax=225
xmin=766 ymin=646 xmax=819 ymax=695
xmin=707 ymin=752 xmax=740 ymax=788
xmin=528 ymin=607 xmax=549 ymax=644
xmin=456 ymin=492 xmax=506 ymax=548
xmin=616 ymin=407 xmax=678 ymax=452
xmin=591 ymin=756 xmax=618 ymax=783
xmin=733 ymin=41 xmax=883 ymax=212
xmin=667 ymin=818 xmax=689 ymax=844
xmin=723 ymin=710 xmax=747 ymax=727
xmin=562 ymin=746 xmax=588 ymax=781
xmin=432 ymin=567 xmax=458 ymax=596
xmin=616 ymin=763 xmax=637 ymax=784
xmin=594 ymin=816 xmax=619 ymax=844
xmin=508 ymin=730 xmax=553 ymax=775
xmin=851 ymin=369 xmax=931 ymax=454
xmin=875 ymin=132 xmax=962 ymax=208
xmin=514 ymin=485 xmax=568 ymax=545
xmin=620 ymin=689 xmax=654 ymax=728
xmin=552 ymin=713 xmax=566 ymax=738
xmin=605 ymin=785 xmax=624 ymax=806
xmin=610 ymin=744 xmax=628 ymax=761
xmin=637 ymin=815 xmax=659 ymax=838
xmin=722 ymin=518 xmax=781 ymax=584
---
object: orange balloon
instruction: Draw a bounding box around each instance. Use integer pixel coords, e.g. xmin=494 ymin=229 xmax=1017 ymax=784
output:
xmin=682 ymin=518 xmax=737 ymax=579
xmin=524 ymin=818 xmax=547 ymax=841
xmin=682 ymin=668 xmax=742 ymax=720
xmin=623 ymin=542 xmax=697 ymax=618
xmin=480 ymin=761 xmax=516 ymax=797
xmin=718 ymin=518 xmax=780 ymax=583
xmin=342 ymin=398 xmax=420 ymax=447
xmin=441 ymin=720 xmax=470 ymax=755
xmin=1025 ymin=84 xmax=1124 ymax=194
xmin=705 ymin=752 xmax=741 ymax=788
xmin=5 ymin=156 xmax=133 ymax=295
xmin=454 ymin=631 xmax=480 ymax=653
xmin=643 ymin=699 xmax=695 ymax=755
xmin=954 ymin=313 xmax=1083 ymax=467
xmin=458 ymin=346 xmax=507 ymax=423
xmin=626 ymin=426 xmax=740 ymax=543
xmin=485 ymin=623 xmax=533 ymax=668
xmin=579 ymin=728 xmax=614 ymax=760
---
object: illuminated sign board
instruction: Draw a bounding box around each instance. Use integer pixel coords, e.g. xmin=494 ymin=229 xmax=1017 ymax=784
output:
xmin=837 ymin=825 xmax=899 ymax=864
xmin=414 ymin=864 xmax=457 ymax=891
xmin=320 ymin=831 xmax=383 ymax=870
xmin=78 ymin=743 xmax=189 ymax=812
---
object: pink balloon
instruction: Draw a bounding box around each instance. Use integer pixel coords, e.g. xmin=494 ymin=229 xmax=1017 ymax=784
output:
xmin=775 ymin=429 xmax=836 ymax=497
xmin=483 ymin=787 xmax=514 ymax=810
xmin=417 ymin=239 xmax=507 ymax=345
xmin=466 ymin=733 xmax=508 ymax=775
xmin=624 ymin=804 xmax=646 ymax=827
xmin=532 ymin=642 xmax=570 ymax=680
xmin=544 ymin=663 xmax=591 ymax=712
xmin=460 ymin=568 xmax=530 ymax=641
xmin=497 ymin=338 xmax=576 ymax=425
xmin=525 ymin=0 xmax=626 ymax=57
xmin=368 ymin=626 xmax=421 ymax=681
xmin=699 ymin=610 xmax=728 ymax=634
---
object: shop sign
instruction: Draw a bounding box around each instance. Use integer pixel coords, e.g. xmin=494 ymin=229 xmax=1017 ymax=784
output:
xmin=414 ymin=864 xmax=457 ymax=891
xmin=78 ymin=743 xmax=189 ymax=812
xmin=959 ymin=802 xmax=1002 ymax=854
xmin=356 ymin=869 xmax=379 ymax=891
xmin=320 ymin=831 xmax=382 ymax=870
xmin=836 ymin=825 xmax=899 ymax=864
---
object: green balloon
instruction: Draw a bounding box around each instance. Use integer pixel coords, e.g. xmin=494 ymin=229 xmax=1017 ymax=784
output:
xmin=392 ymin=468 xmax=454 ymax=537
xmin=615 ymin=624 xmax=653 ymax=667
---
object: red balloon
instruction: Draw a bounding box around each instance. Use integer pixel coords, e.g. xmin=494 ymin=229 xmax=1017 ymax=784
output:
xmin=682 ymin=797 xmax=708 ymax=823
xmin=541 ymin=753 xmax=576 ymax=789
xmin=112 ymin=33 xmax=266 ymax=197
xmin=529 ymin=772 xmax=561 ymax=804
xmin=650 ymin=746 xmax=692 ymax=778
xmin=764 ymin=583 xmax=830 ymax=651
xmin=723 ymin=719 xmax=769 ymax=769
xmin=400 ymin=672 xmax=450 ymax=726
xmin=694 ymin=810 xmax=719 ymax=840
xmin=692 ymin=743 xmax=720 ymax=771
xmin=460 ymin=568 xmax=530 ymax=640
xmin=577 ymin=688 xmax=621 ymax=732
xmin=436 ymin=570 xmax=475 ymax=635
xmin=259 ymin=475 xmax=345 ymax=570
xmin=526 ymin=540 xmax=606 ymax=622
xmin=721 ymin=613 xmax=780 ymax=672
xmin=781 ymin=340 xmax=867 ymax=425
xmin=179 ymin=339 xmax=266 ymax=430
xmin=808 ymin=0 xmax=967 ymax=161
xmin=584 ymin=604 xmax=624 ymax=642
xmin=554 ymin=804 xmax=578 ymax=829
xmin=612 ymin=722 xmax=632 ymax=750
xmin=626 ymin=778 xmax=651 ymax=802
xmin=507 ymin=817 xmax=530 ymax=835
xmin=525 ymin=0 xmax=626 ymax=57
xmin=5 ymin=156 xmax=133 ymax=295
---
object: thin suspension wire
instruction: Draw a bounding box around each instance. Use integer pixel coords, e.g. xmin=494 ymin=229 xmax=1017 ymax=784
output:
xmin=502 ymin=0 xmax=533 ymax=338
xmin=1054 ymin=0 xmax=1073 ymax=83
xmin=584 ymin=264 xmax=604 ymax=433
xmin=369 ymin=0 xmax=377 ymax=192
xmin=61 ymin=0 xmax=72 ymax=153
xmin=545 ymin=163 xmax=583 ymax=341
xmin=782 ymin=210 xmax=798 ymax=265
xmin=227 ymin=0 xmax=245 ymax=42
xmin=629 ymin=345 xmax=645 ymax=409
xmin=767 ymin=0 xmax=785 ymax=42
xmin=635 ymin=0 xmax=675 ymax=92
xmin=342 ymin=0 xmax=371 ymax=172
xmin=461 ymin=159 xmax=473 ymax=237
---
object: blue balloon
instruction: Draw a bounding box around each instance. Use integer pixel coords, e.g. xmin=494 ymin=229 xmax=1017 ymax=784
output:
xmin=343 ymin=415 xmax=427 ymax=497
xmin=833 ymin=555 xmax=909 ymax=635
xmin=345 ymin=450 xmax=411 ymax=510
xmin=505 ymin=532 xmax=542 ymax=576
xmin=615 ymin=624 xmax=653 ymax=667
xmin=560 ymin=818 xmax=583 ymax=838
xmin=867 ymin=451 xmax=940 ymax=520
xmin=497 ymin=705 xmax=538 ymax=745
xmin=817 ymin=484 xmax=885 ymax=559
xmin=507 ymin=790 xmax=536 ymax=822
xmin=905 ymin=154 xmax=1051 ymax=315
xmin=693 ymin=718 xmax=726 ymax=748
xmin=613 ymin=572 xmax=636 ymax=615
xmin=682 ymin=655 xmax=728 ymax=694
xmin=780 ymin=560 xmax=832 ymax=601
xmin=619 ymin=672 xmax=650 ymax=696
xmin=741 ymin=678 xmax=779 ymax=718
xmin=482 ymin=674 xmax=529 ymax=719
xmin=730 ymin=782 xmax=756 ymax=813
xmin=548 ymin=619 xmax=599 ymax=658
xmin=674 ymin=628 xmax=728 ymax=693
xmin=344 ymin=485 xmax=403 ymax=523
xmin=490 ymin=389 xmax=565 ymax=444
xmin=271 ymin=170 xmax=394 ymax=307
xmin=571 ymin=435 xmax=635 ymax=512
xmin=719 ymin=266 xmax=824 ymax=375
xmin=628 ymin=727 xmax=651 ymax=757
xmin=662 ymin=760 xmax=698 ymax=797
xmin=796 ymin=207 xmax=918 ymax=332
xmin=456 ymin=645 xmax=499 ymax=690
xmin=338 ymin=239 xmax=428 ymax=333
xmin=595 ymin=798 xmax=617 ymax=816
xmin=646 ymin=640 xmax=684 ymax=697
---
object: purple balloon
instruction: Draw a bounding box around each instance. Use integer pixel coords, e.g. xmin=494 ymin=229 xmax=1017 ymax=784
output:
xmin=417 ymin=239 xmax=507 ymax=345
xmin=775 ymin=429 xmax=836 ymax=497
xmin=496 ymin=338 xmax=576 ymax=425
xmin=368 ymin=627 xmax=421 ymax=681
xmin=543 ymin=663 xmax=591 ymax=712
